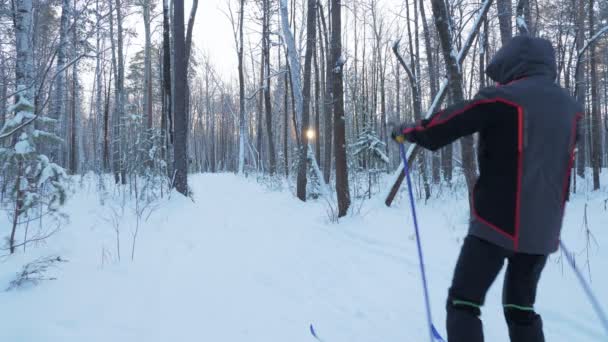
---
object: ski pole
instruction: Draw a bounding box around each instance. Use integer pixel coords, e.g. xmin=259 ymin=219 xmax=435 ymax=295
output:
xmin=560 ymin=241 xmax=608 ymax=336
xmin=399 ymin=144 xmax=445 ymax=342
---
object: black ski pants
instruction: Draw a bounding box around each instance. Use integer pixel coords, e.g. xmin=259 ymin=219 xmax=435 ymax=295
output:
xmin=447 ymin=235 xmax=548 ymax=342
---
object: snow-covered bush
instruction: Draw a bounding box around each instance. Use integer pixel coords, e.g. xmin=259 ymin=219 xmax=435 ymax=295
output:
xmin=6 ymin=255 xmax=67 ymax=291
xmin=0 ymin=88 xmax=68 ymax=254
xmin=350 ymin=126 xmax=389 ymax=199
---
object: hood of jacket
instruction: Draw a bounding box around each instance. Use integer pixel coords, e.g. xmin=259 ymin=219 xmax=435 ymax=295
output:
xmin=486 ymin=36 xmax=557 ymax=84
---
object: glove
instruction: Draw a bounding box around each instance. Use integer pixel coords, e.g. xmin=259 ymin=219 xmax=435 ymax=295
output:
xmin=390 ymin=122 xmax=416 ymax=144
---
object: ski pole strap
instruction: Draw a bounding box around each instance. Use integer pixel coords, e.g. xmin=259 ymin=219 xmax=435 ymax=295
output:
xmin=560 ymin=241 xmax=608 ymax=336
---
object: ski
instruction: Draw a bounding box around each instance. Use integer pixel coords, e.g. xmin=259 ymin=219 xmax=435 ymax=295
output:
xmin=309 ymin=324 xmax=326 ymax=342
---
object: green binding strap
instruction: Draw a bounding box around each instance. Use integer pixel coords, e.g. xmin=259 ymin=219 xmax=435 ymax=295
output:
xmin=452 ymin=299 xmax=481 ymax=309
xmin=504 ymin=304 xmax=535 ymax=311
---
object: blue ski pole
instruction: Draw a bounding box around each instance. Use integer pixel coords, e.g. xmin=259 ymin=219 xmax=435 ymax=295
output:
xmin=399 ymin=144 xmax=445 ymax=342
xmin=560 ymin=241 xmax=608 ymax=336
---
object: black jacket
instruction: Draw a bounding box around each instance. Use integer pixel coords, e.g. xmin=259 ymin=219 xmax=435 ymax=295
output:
xmin=403 ymin=36 xmax=581 ymax=255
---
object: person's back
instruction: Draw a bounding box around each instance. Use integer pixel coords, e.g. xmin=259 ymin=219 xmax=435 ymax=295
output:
xmin=392 ymin=36 xmax=581 ymax=342
xmin=470 ymin=36 xmax=581 ymax=255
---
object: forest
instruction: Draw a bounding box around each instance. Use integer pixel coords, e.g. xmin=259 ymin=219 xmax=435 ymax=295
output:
xmin=1 ymin=0 xmax=608 ymax=251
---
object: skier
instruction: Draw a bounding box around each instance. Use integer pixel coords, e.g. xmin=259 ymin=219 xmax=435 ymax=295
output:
xmin=391 ymin=36 xmax=581 ymax=342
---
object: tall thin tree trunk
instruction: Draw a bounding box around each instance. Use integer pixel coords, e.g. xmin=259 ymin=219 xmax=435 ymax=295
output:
xmin=314 ymin=43 xmax=321 ymax=164
xmin=0 ymin=55 xmax=6 ymax=130
xmin=237 ymin=0 xmax=247 ymax=174
xmin=419 ymin=0 xmax=441 ymax=183
xmin=173 ymin=0 xmax=189 ymax=194
xmin=319 ymin=1 xmax=332 ymax=184
xmin=108 ymin=0 xmax=121 ymax=183
xmin=497 ymin=0 xmax=512 ymax=45
xmin=332 ymin=0 xmax=350 ymax=216
xmin=143 ymin=0 xmax=153 ymax=132
xmin=297 ymin=0 xmax=318 ymax=201
xmin=162 ymin=0 xmax=172 ymax=164
xmin=281 ymin=47 xmax=289 ymax=177
xmin=402 ymin=0 xmax=430 ymax=200
xmin=574 ymin=0 xmax=586 ymax=178
xmin=263 ymin=0 xmax=276 ymax=175
xmin=95 ymin=0 xmax=104 ymax=172
xmin=257 ymin=49 xmax=264 ymax=170
xmin=103 ymin=73 xmax=111 ymax=171
xmin=589 ymin=0 xmax=601 ymax=190
xmin=69 ymin=49 xmax=78 ymax=174
xmin=52 ymin=0 xmax=70 ymax=165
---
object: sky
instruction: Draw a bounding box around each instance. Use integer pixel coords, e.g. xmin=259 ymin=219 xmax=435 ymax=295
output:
xmin=190 ymin=0 xmax=238 ymax=79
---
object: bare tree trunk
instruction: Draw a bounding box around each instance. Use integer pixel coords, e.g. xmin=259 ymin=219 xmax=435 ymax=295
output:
xmin=281 ymin=47 xmax=289 ymax=177
xmin=263 ymin=0 xmax=276 ymax=175
xmin=108 ymin=0 xmax=122 ymax=183
xmin=0 ymin=55 xmax=6 ymax=130
xmin=419 ymin=0 xmax=441 ymax=184
xmin=69 ymin=51 xmax=78 ymax=174
xmin=297 ymin=0 xmax=317 ymax=200
xmin=237 ymin=0 xmax=247 ymax=174
xmin=205 ymin=62 xmax=216 ymax=173
xmin=589 ymin=0 xmax=601 ymax=190
xmin=319 ymin=1 xmax=332 ymax=184
xmin=408 ymin=0 xmax=431 ymax=199
xmin=574 ymin=0 xmax=586 ymax=178
xmin=103 ymin=73 xmax=111 ymax=171
xmin=173 ymin=0 xmax=188 ymax=195
xmin=162 ymin=0 xmax=172 ymax=165
xmin=430 ymin=0 xmax=479 ymax=194
xmin=313 ymin=43 xmax=321 ymax=164
xmin=95 ymin=0 xmax=104 ymax=172
xmin=332 ymin=0 xmax=350 ymax=216
xmin=497 ymin=0 xmax=512 ymax=45
xmin=52 ymin=0 xmax=70 ymax=165
xmin=143 ymin=0 xmax=153 ymax=132
xmin=257 ymin=50 xmax=264 ymax=170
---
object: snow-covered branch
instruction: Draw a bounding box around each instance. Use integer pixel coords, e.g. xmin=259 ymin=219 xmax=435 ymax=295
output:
xmin=578 ymin=26 xmax=608 ymax=60
xmin=456 ymin=0 xmax=494 ymax=62
xmin=392 ymin=40 xmax=417 ymax=90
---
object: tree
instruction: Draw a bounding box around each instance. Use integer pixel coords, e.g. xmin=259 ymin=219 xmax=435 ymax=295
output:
xmin=331 ymin=0 xmax=350 ymax=217
xmin=173 ymin=0 xmax=188 ymax=195
xmin=574 ymin=0 xmax=586 ymax=178
xmin=109 ymin=0 xmax=126 ymax=184
xmin=297 ymin=0 xmax=317 ymax=201
xmin=497 ymin=0 xmax=512 ymax=45
xmin=429 ymin=0 xmax=485 ymax=194
xmin=162 ymin=0 xmax=172 ymax=164
xmin=233 ymin=0 xmax=247 ymax=174
xmin=262 ymin=0 xmax=276 ymax=175
xmin=418 ymin=0 xmax=441 ymax=184
xmin=52 ymin=0 xmax=70 ymax=166
xmin=141 ymin=0 xmax=153 ymax=132
xmin=589 ymin=0 xmax=601 ymax=190
xmin=318 ymin=1 xmax=332 ymax=184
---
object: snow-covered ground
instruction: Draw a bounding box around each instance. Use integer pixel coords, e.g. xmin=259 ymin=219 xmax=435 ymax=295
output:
xmin=1 ymin=173 xmax=607 ymax=341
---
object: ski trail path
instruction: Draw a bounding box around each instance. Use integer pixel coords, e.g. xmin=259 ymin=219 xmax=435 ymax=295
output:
xmin=0 ymin=173 xmax=606 ymax=341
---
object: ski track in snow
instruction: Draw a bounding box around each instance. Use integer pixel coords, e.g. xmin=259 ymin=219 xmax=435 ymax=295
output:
xmin=0 ymin=173 xmax=606 ymax=341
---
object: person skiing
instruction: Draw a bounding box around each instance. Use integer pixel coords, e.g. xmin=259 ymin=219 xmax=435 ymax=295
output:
xmin=391 ymin=36 xmax=582 ymax=342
